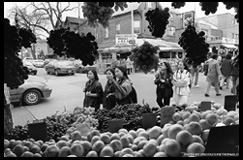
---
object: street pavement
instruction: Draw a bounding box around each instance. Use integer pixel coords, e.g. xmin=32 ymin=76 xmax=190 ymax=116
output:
xmin=11 ymin=68 xmax=234 ymax=126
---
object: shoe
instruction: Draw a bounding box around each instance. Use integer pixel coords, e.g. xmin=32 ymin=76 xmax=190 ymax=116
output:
xmin=204 ymin=94 xmax=210 ymax=97
xmin=216 ymin=93 xmax=221 ymax=96
xmin=220 ymin=87 xmax=223 ymax=90
xmin=195 ymin=85 xmax=199 ymax=88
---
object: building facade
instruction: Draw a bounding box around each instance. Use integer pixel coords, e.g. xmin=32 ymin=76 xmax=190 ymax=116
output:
xmin=196 ymin=13 xmax=239 ymax=55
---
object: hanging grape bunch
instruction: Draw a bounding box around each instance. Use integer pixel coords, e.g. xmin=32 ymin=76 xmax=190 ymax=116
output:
xmin=82 ymin=2 xmax=114 ymax=28
xmin=178 ymin=24 xmax=209 ymax=66
xmin=145 ymin=7 xmax=170 ymax=38
xmin=223 ymin=2 xmax=239 ymax=22
xmin=4 ymin=18 xmax=34 ymax=89
xmin=171 ymin=2 xmax=186 ymax=9
xmin=47 ymin=28 xmax=67 ymax=56
xmin=130 ymin=42 xmax=159 ymax=74
xmin=199 ymin=2 xmax=219 ymax=15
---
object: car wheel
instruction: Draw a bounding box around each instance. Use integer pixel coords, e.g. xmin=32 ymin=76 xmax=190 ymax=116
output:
xmin=55 ymin=70 xmax=59 ymax=76
xmin=23 ymin=89 xmax=41 ymax=105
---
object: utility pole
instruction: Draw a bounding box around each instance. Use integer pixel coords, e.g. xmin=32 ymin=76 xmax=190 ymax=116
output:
xmin=78 ymin=2 xmax=81 ymax=35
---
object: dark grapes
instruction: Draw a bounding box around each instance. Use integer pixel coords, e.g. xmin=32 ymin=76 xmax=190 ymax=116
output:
xmin=145 ymin=7 xmax=170 ymax=38
xmin=178 ymin=24 xmax=209 ymax=66
xmin=199 ymin=2 xmax=219 ymax=15
xmin=171 ymin=2 xmax=185 ymax=9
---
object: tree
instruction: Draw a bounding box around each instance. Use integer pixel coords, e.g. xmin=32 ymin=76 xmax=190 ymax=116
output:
xmin=4 ymin=18 xmax=36 ymax=137
xmin=9 ymin=2 xmax=78 ymax=36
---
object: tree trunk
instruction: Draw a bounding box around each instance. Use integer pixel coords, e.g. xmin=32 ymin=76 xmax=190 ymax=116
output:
xmin=4 ymin=95 xmax=13 ymax=138
xmin=31 ymin=44 xmax=37 ymax=59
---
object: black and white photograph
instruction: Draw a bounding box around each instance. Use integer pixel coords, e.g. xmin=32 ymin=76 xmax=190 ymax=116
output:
xmin=4 ymin=2 xmax=239 ymax=157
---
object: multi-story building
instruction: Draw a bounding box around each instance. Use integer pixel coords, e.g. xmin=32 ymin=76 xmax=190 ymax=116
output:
xmin=64 ymin=2 xmax=186 ymax=73
xmin=196 ymin=13 xmax=238 ymax=55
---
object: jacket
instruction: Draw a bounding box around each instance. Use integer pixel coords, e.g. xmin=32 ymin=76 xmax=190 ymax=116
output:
xmin=172 ymin=69 xmax=190 ymax=96
xmin=221 ymin=59 xmax=232 ymax=77
xmin=113 ymin=77 xmax=132 ymax=105
xmin=83 ymin=80 xmax=103 ymax=110
xmin=103 ymin=80 xmax=117 ymax=110
xmin=154 ymin=72 xmax=173 ymax=98
xmin=206 ymin=59 xmax=221 ymax=83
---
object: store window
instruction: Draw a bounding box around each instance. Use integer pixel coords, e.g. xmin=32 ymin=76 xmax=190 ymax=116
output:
xmin=134 ymin=20 xmax=141 ymax=34
xmin=171 ymin=52 xmax=177 ymax=58
xmin=102 ymin=53 xmax=112 ymax=63
xmin=105 ymin=27 xmax=109 ymax=38
xmin=116 ymin=23 xmax=120 ymax=34
xmin=159 ymin=52 xmax=170 ymax=58
xmin=178 ymin=52 xmax=183 ymax=58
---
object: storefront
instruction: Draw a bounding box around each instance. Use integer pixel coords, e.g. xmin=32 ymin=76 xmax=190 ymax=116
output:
xmin=97 ymin=35 xmax=184 ymax=74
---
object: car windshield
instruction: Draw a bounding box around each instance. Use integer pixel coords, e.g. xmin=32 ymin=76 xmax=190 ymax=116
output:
xmin=24 ymin=61 xmax=33 ymax=66
xmin=57 ymin=61 xmax=73 ymax=66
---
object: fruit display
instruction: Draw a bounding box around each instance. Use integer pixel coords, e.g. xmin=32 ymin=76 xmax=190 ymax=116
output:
xmin=7 ymin=107 xmax=99 ymax=142
xmin=93 ymin=103 xmax=152 ymax=133
xmin=4 ymin=101 xmax=239 ymax=157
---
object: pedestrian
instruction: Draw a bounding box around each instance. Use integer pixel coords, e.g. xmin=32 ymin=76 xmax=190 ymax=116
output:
xmin=172 ymin=60 xmax=191 ymax=106
xmin=220 ymin=53 xmax=233 ymax=90
xmin=83 ymin=69 xmax=103 ymax=111
xmin=126 ymin=57 xmax=132 ymax=75
xmin=231 ymin=52 xmax=239 ymax=95
xmin=205 ymin=54 xmax=222 ymax=97
xmin=103 ymin=68 xmax=117 ymax=110
xmin=154 ymin=62 xmax=174 ymax=108
xmin=190 ymin=64 xmax=200 ymax=87
xmin=110 ymin=65 xmax=133 ymax=105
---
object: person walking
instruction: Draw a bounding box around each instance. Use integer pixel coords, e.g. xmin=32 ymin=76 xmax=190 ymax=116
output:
xmin=231 ymin=52 xmax=239 ymax=95
xmin=103 ymin=68 xmax=117 ymax=110
xmin=110 ymin=65 xmax=133 ymax=105
xmin=126 ymin=57 xmax=133 ymax=75
xmin=190 ymin=64 xmax=200 ymax=87
xmin=172 ymin=60 xmax=191 ymax=106
xmin=220 ymin=54 xmax=233 ymax=90
xmin=83 ymin=69 xmax=103 ymax=111
xmin=205 ymin=54 xmax=222 ymax=97
xmin=154 ymin=62 xmax=174 ymax=108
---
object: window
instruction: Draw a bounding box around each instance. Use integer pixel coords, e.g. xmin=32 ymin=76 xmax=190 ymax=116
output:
xmin=167 ymin=26 xmax=175 ymax=36
xmin=102 ymin=53 xmax=112 ymax=63
xmin=105 ymin=27 xmax=109 ymax=38
xmin=116 ymin=23 xmax=120 ymax=34
xmin=232 ymin=33 xmax=235 ymax=39
xmin=134 ymin=20 xmax=141 ymax=34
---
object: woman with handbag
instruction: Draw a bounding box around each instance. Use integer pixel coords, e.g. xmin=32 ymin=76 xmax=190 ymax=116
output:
xmin=154 ymin=62 xmax=174 ymax=108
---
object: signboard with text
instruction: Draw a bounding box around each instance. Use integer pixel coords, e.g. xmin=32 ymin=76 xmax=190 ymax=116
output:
xmin=115 ymin=34 xmax=137 ymax=46
xmin=183 ymin=11 xmax=195 ymax=28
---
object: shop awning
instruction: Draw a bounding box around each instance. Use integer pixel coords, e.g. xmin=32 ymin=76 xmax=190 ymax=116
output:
xmin=136 ymin=38 xmax=183 ymax=52
xmin=221 ymin=44 xmax=238 ymax=49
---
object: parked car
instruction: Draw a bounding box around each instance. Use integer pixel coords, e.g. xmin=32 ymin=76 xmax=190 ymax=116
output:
xmin=32 ymin=59 xmax=45 ymax=68
xmin=44 ymin=58 xmax=57 ymax=66
xmin=23 ymin=61 xmax=37 ymax=75
xmin=9 ymin=76 xmax=52 ymax=105
xmin=45 ymin=60 xmax=77 ymax=76
xmin=23 ymin=57 xmax=34 ymax=63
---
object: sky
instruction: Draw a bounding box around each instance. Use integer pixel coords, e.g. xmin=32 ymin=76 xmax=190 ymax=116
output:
xmin=4 ymin=2 xmax=236 ymax=38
